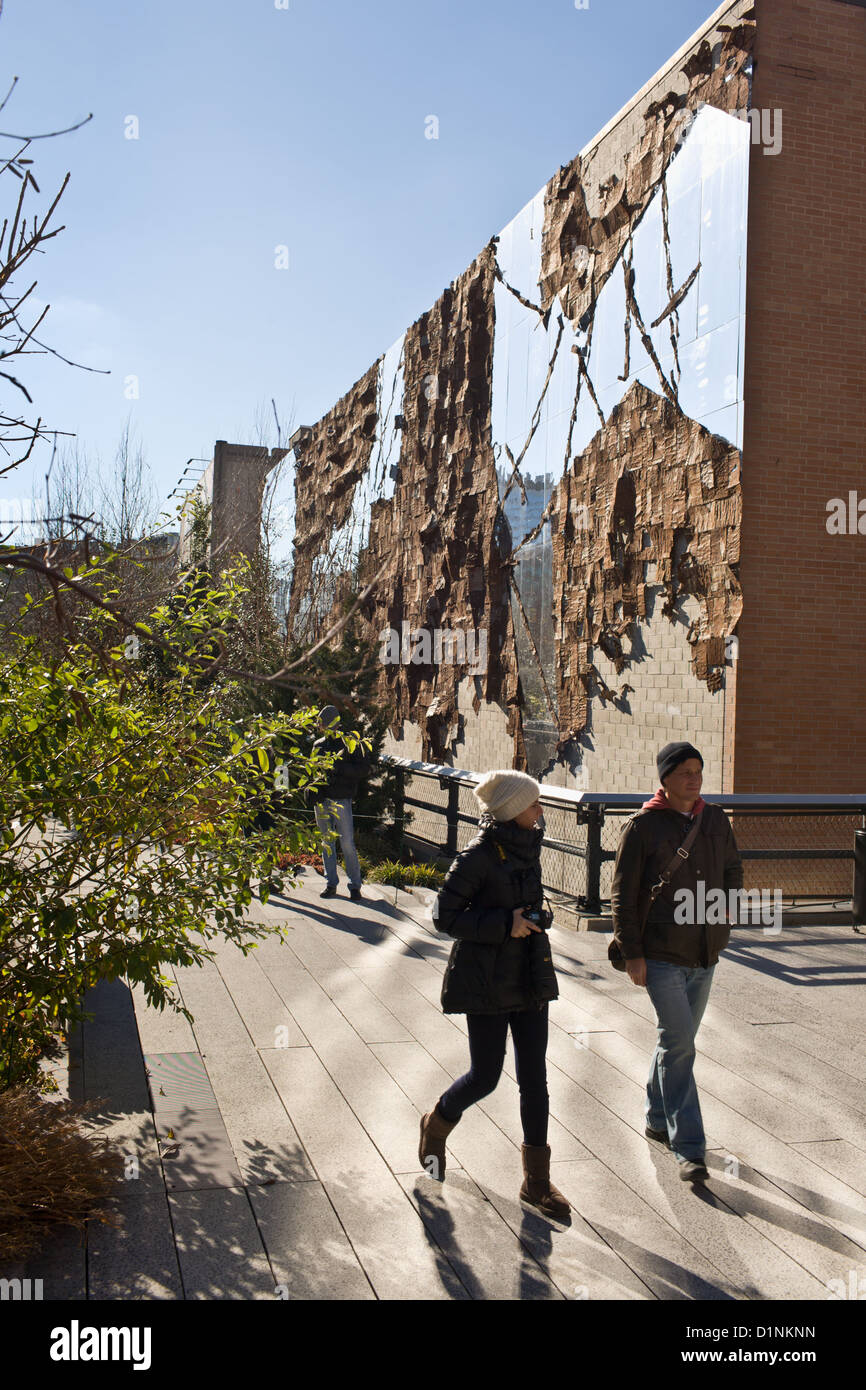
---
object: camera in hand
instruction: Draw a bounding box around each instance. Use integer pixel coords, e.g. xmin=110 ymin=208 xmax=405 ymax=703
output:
xmin=522 ymin=905 xmax=552 ymax=931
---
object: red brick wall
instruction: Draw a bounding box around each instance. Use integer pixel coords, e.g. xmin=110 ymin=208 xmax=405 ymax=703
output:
xmin=737 ymin=0 xmax=866 ymax=794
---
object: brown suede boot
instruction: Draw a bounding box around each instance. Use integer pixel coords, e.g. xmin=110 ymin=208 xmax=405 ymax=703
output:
xmin=418 ymin=1102 xmax=460 ymax=1181
xmin=519 ymin=1143 xmax=571 ymax=1220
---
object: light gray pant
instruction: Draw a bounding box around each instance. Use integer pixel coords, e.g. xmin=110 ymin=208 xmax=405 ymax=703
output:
xmin=314 ymin=798 xmax=361 ymax=890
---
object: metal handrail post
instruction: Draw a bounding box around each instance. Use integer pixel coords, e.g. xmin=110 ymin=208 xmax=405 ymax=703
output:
xmin=394 ymin=766 xmax=406 ymax=852
xmin=440 ymin=776 xmax=459 ymax=857
xmin=854 ymin=829 xmax=866 ymax=927
xmin=583 ymin=803 xmax=604 ymax=915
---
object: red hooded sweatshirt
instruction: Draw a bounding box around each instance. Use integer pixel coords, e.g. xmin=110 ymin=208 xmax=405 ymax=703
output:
xmin=641 ymin=787 xmax=707 ymax=817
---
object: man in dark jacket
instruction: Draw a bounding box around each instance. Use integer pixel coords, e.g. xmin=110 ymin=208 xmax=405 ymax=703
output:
xmin=312 ymin=705 xmax=369 ymax=902
xmin=418 ymin=770 xmax=568 ymax=1221
xmin=610 ymin=741 xmax=743 ymax=1183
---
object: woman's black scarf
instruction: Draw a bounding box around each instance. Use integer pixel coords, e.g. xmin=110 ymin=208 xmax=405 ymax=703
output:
xmin=478 ymin=812 xmax=543 ymax=866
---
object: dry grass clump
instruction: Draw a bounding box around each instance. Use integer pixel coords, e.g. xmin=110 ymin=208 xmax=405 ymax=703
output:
xmin=0 ymin=1087 xmax=124 ymax=1262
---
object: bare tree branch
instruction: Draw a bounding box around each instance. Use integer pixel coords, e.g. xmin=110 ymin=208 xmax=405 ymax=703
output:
xmin=0 ymin=113 xmax=93 ymax=141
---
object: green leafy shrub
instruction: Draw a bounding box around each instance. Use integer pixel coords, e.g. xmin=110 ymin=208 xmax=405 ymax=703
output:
xmin=0 ymin=560 xmax=348 ymax=1091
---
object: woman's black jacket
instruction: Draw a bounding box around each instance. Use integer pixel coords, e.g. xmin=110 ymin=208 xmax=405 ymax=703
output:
xmin=433 ymin=816 xmax=558 ymax=1015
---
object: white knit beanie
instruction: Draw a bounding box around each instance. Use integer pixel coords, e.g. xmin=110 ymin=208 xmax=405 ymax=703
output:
xmin=474 ymin=770 xmax=541 ymax=823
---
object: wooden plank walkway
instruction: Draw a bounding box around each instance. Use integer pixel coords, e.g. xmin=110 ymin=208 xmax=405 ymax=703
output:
xmin=4 ymin=869 xmax=866 ymax=1300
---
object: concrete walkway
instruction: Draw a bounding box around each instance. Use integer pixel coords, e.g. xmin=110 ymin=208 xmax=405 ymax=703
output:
xmin=5 ymin=868 xmax=866 ymax=1300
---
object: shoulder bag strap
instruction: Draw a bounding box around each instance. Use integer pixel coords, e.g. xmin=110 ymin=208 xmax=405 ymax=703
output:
xmin=611 ymin=808 xmax=705 ymax=970
xmin=646 ymin=807 xmax=704 ymax=905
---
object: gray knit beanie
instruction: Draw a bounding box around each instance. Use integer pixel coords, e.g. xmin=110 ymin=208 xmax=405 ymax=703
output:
xmin=319 ymin=705 xmax=340 ymax=728
xmin=474 ymin=770 xmax=541 ymax=823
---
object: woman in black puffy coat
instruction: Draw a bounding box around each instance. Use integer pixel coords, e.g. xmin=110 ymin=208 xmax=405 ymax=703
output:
xmin=418 ymin=770 xmax=569 ymax=1220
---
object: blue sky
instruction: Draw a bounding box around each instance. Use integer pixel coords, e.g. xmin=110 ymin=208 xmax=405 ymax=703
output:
xmin=0 ymin=0 xmax=720 ymax=529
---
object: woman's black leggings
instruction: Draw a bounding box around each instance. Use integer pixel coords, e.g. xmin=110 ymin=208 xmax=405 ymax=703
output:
xmin=437 ymin=1005 xmax=549 ymax=1146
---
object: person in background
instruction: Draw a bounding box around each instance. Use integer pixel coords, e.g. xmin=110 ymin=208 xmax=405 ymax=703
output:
xmin=610 ymin=741 xmax=743 ymax=1182
xmin=418 ymin=770 xmax=569 ymax=1221
xmin=312 ymin=704 xmax=369 ymax=902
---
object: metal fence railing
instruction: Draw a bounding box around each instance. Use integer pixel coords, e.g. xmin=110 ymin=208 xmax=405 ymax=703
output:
xmin=384 ymin=756 xmax=866 ymax=923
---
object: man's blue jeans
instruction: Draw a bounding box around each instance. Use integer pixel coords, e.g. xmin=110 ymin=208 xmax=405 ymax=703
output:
xmin=314 ymin=798 xmax=362 ymax=890
xmin=644 ymin=959 xmax=715 ymax=1164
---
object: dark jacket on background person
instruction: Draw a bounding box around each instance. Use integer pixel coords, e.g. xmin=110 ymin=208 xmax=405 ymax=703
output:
xmin=312 ymin=733 xmax=369 ymax=802
xmin=433 ymin=816 xmax=558 ymax=1014
xmin=610 ymin=802 xmax=744 ymax=968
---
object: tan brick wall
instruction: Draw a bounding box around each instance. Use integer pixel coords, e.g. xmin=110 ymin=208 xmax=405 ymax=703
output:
xmin=584 ymin=589 xmax=726 ymax=794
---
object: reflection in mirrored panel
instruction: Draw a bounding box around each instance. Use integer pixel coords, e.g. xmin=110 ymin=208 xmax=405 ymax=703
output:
xmin=298 ymin=333 xmax=407 ymax=636
xmin=496 ymin=188 xmax=545 ymax=307
xmin=485 ymin=100 xmax=749 ymax=769
xmin=663 ymin=180 xmax=702 ymax=349
xmin=370 ymin=331 xmax=406 ymax=502
xmin=675 ymin=318 xmax=741 ymax=424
